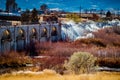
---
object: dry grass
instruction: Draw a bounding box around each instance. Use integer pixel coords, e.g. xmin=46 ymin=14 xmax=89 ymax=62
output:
xmin=0 ymin=70 xmax=120 ymax=80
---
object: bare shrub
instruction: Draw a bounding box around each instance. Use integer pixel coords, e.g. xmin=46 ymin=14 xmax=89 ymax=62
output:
xmin=0 ymin=51 xmax=32 ymax=68
xmin=112 ymin=26 xmax=120 ymax=35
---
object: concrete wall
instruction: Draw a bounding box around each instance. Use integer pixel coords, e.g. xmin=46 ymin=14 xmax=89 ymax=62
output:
xmin=0 ymin=22 xmax=61 ymax=53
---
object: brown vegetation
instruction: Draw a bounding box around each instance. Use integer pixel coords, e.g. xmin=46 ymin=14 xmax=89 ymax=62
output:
xmin=0 ymin=71 xmax=120 ymax=80
xmin=0 ymin=26 xmax=120 ymax=74
xmin=97 ymin=58 xmax=120 ymax=68
xmin=0 ymin=52 xmax=32 ymax=69
xmin=93 ymin=26 xmax=120 ymax=47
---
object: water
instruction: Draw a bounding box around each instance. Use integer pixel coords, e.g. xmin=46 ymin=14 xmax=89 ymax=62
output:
xmin=61 ymin=19 xmax=120 ymax=41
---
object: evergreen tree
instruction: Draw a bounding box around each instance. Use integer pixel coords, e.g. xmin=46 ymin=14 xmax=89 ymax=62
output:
xmin=31 ymin=8 xmax=39 ymax=23
xmin=21 ymin=9 xmax=30 ymax=24
xmin=106 ymin=11 xmax=112 ymax=17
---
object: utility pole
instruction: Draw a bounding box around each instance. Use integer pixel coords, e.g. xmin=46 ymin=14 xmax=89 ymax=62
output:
xmin=79 ymin=5 xmax=82 ymax=18
xmin=118 ymin=8 xmax=120 ymax=18
xmin=100 ymin=9 xmax=104 ymax=18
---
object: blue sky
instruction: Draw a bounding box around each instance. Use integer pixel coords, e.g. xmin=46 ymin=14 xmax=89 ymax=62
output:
xmin=0 ymin=0 xmax=120 ymax=12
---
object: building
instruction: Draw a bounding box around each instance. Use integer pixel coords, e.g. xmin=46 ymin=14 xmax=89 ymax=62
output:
xmin=6 ymin=0 xmax=18 ymax=13
xmin=0 ymin=12 xmax=21 ymax=26
xmin=38 ymin=13 xmax=58 ymax=23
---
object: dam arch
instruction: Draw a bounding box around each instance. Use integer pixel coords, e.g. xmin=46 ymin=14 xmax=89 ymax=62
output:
xmin=41 ymin=27 xmax=47 ymax=37
xmin=30 ymin=28 xmax=38 ymax=40
xmin=16 ymin=28 xmax=26 ymax=51
xmin=1 ymin=29 xmax=12 ymax=52
xmin=51 ymin=26 xmax=57 ymax=36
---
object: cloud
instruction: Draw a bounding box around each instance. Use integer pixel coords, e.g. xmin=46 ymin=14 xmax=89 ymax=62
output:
xmin=38 ymin=1 xmax=64 ymax=7
xmin=50 ymin=8 xmax=62 ymax=11
xmin=46 ymin=2 xmax=60 ymax=5
xmin=91 ymin=5 xmax=98 ymax=9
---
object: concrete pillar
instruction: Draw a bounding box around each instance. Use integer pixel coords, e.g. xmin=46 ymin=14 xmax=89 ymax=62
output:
xmin=14 ymin=26 xmax=16 ymax=52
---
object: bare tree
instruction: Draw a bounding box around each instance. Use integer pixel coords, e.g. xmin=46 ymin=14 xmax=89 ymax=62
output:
xmin=116 ymin=8 xmax=119 ymax=18
xmin=100 ymin=9 xmax=103 ymax=18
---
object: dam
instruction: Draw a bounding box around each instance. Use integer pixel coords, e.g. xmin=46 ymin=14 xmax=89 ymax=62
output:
xmin=0 ymin=22 xmax=61 ymax=53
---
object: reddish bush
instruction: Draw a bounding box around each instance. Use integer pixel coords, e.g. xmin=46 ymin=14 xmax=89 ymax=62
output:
xmin=32 ymin=56 xmax=67 ymax=74
xmin=0 ymin=51 xmax=32 ymax=68
xmin=112 ymin=26 xmax=120 ymax=35
xmin=93 ymin=27 xmax=120 ymax=47
xmin=75 ymin=38 xmax=106 ymax=47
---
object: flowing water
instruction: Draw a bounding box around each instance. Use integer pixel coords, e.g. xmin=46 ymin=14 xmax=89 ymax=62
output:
xmin=61 ymin=19 xmax=120 ymax=41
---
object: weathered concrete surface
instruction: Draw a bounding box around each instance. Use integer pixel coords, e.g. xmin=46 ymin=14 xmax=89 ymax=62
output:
xmin=0 ymin=23 xmax=61 ymax=53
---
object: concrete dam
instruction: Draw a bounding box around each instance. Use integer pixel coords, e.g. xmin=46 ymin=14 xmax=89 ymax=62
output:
xmin=0 ymin=22 xmax=61 ymax=53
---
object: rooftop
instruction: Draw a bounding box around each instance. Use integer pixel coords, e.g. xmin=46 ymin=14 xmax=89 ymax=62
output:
xmin=0 ymin=12 xmax=21 ymax=17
